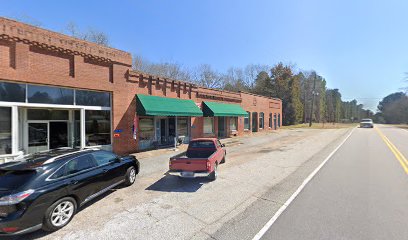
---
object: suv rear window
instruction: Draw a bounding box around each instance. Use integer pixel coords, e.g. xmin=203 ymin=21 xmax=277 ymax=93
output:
xmin=189 ymin=141 xmax=216 ymax=149
xmin=0 ymin=170 xmax=36 ymax=190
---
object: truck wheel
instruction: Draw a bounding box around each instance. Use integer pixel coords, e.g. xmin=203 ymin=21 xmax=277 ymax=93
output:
xmin=208 ymin=164 xmax=218 ymax=181
xmin=220 ymin=157 xmax=226 ymax=164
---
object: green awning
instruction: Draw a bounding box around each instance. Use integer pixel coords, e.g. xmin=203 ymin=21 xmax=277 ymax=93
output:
xmin=136 ymin=94 xmax=203 ymax=116
xmin=202 ymin=101 xmax=248 ymax=117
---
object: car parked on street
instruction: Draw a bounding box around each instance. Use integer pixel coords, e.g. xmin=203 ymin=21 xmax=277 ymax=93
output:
xmin=0 ymin=148 xmax=139 ymax=236
xmin=360 ymin=118 xmax=374 ymax=128
xmin=168 ymin=138 xmax=226 ymax=180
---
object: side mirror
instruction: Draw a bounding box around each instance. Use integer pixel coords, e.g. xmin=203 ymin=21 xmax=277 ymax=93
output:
xmin=221 ymin=144 xmax=225 ymax=147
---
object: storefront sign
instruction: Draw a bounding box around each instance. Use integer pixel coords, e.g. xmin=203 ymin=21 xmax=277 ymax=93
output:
xmin=114 ymin=129 xmax=123 ymax=133
xmin=113 ymin=133 xmax=120 ymax=138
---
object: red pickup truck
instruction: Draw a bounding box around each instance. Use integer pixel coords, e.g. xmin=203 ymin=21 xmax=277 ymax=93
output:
xmin=168 ymin=138 xmax=226 ymax=180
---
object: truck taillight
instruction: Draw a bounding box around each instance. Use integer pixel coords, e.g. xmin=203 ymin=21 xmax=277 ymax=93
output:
xmin=207 ymin=161 xmax=211 ymax=171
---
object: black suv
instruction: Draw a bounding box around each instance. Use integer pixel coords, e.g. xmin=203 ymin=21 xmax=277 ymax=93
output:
xmin=0 ymin=148 xmax=140 ymax=236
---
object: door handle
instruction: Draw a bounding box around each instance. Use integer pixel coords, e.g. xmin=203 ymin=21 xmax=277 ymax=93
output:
xmin=70 ymin=180 xmax=79 ymax=185
xmin=103 ymin=169 xmax=109 ymax=173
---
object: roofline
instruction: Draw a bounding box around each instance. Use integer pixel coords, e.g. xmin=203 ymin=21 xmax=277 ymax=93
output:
xmin=0 ymin=17 xmax=132 ymax=65
xmin=238 ymin=91 xmax=282 ymax=101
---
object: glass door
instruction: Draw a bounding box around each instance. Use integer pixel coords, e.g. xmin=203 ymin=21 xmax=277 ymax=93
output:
xmin=218 ymin=117 xmax=226 ymax=138
xmin=252 ymin=112 xmax=258 ymax=132
xmin=49 ymin=122 xmax=68 ymax=149
xmin=28 ymin=122 xmax=48 ymax=153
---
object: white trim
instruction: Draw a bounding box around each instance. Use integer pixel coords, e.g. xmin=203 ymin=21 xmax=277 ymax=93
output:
xmin=80 ymin=108 xmax=86 ymax=149
xmin=11 ymin=106 xmax=19 ymax=155
xmin=0 ymin=101 xmax=111 ymax=111
xmin=251 ymin=127 xmax=356 ymax=240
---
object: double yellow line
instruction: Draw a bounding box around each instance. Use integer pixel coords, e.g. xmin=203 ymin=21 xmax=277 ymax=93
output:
xmin=375 ymin=127 xmax=408 ymax=174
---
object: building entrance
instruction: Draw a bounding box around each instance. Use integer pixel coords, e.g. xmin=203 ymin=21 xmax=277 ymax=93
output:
xmin=26 ymin=109 xmax=70 ymax=154
xmin=27 ymin=121 xmax=68 ymax=153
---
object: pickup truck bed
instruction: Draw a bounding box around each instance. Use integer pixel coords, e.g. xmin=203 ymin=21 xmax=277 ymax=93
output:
xmin=168 ymin=138 xmax=226 ymax=180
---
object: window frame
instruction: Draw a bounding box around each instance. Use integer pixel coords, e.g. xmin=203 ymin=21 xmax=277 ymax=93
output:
xmin=229 ymin=117 xmax=238 ymax=131
xmin=27 ymin=84 xmax=74 ymax=105
xmin=91 ymin=151 xmax=118 ymax=167
xmin=0 ymin=107 xmax=12 ymax=155
xmin=244 ymin=112 xmax=250 ymax=130
xmin=259 ymin=112 xmax=264 ymax=129
xmin=48 ymin=153 xmax=98 ymax=180
xmin=85 ymin=110 xmax=112 ymax=146
xmin=203 ymin=117 xmax=214 ymax=134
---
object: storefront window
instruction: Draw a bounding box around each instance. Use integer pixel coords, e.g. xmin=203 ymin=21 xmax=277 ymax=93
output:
xmin=204 ymin=117 xmax=214 ymax=134
xmin=230 ymin=117 xmax=237 ymax=131
xmin=27 ymin=85 xmax=74 ymax=105
xmin=0 ymin=107 xmax=12 ymax=155
xmin=27 ymin=109 xmax=69 ymax=120
xmin=259 ymin=112 xmax=264 ymax=129
xmin=76 ymin=90 xmax=111 ymax=107
xmin=177 ymin=117 xmax=188 ymax=137
xmin=139 ymin=117 xmax=154 ymax=140
xmin=85 ymin=110 xmax=111 ymax=146
xmin=0 ymin=81 xmax=26 ymax=103
xmin=244 ymin=112 xmax=250 ymax=130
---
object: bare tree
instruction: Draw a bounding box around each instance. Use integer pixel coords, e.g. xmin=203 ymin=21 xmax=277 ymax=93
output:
xmin=132 ymin=54 xmax=192 ymax=82
xmin=192 ymin=64 xmax=223 ymax=89
xmin=244 ymin=64 xmax=270 ymax=88
xmin=65 ymin=22 xmax=110 ymax=46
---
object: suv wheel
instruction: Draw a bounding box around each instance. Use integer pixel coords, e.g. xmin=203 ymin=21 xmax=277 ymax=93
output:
xmin=125 ymin=166 xmax=137 ymax=186
xmin=43 ymin=197 xmax=77 ymax=232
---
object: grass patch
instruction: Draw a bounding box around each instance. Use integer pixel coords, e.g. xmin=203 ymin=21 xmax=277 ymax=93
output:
xmin=281 ymin=123 xmax=358 ymax=129
xmin=393 ymin=124 xmax=408 ymax=130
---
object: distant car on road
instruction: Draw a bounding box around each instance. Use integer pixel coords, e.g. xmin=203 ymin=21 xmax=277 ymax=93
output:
xmin=169 ymin=138 xmax=226 ymax=180
xmin=0 ymin=148 xmax=139 ymax=236
xmin=360 ymin=118 xmax=374 ymax=128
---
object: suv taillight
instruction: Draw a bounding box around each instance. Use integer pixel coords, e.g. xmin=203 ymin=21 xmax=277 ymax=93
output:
xmin=0 ymin=189 xmax=34 ymax=206
xmin=207 ymin=162 xmax=211 ymax=171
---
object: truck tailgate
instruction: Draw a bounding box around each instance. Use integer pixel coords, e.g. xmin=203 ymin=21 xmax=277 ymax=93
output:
xmin=170 ymin=159 xmax=208 ymax=172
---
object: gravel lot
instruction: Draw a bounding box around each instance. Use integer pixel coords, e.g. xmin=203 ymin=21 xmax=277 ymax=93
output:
xmin=13 ymin=127 xmax=352 ymax=240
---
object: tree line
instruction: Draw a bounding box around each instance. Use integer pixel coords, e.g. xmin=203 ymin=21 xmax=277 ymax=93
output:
xmin=133 ymin=58 xmax=373 ymax=126
xmin=374 ymin=92 xmax=408 ymax=124
xmin=15 ymin=17 xmax=404 ymax=126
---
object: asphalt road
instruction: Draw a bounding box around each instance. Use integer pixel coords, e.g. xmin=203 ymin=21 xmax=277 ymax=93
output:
xmin=260 ymin=125 xmax=408 ymax=240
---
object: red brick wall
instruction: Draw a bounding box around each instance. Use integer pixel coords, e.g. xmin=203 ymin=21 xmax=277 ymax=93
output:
xmin=0 ymin=17 xmax=282 ymax=155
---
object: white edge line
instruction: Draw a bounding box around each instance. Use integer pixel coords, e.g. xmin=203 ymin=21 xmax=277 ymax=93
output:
xmin=251 ymin=127 xmax=356 ymax=240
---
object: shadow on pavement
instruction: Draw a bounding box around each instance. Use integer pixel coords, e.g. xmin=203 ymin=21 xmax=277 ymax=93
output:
xmin=146 ymin=173 xmax=210 ymax=193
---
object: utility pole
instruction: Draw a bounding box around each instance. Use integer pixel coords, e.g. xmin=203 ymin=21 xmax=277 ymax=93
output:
xmin=309 ymin=74 xmax=317 ymax=127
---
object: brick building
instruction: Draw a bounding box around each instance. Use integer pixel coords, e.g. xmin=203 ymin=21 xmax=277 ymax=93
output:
xmin=0 ymin=17 xmax=282 ymax=162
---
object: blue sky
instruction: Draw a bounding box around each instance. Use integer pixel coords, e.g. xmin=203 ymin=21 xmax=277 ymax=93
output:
xmin=2 ymin=0 xmax=408 ymax=111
